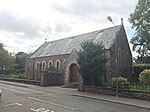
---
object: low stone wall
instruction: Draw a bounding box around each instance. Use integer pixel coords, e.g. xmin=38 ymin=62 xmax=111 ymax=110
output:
xmin=40 ymin=71 xmax=63 ymax=86
xmin=79 ymin=85 xmax=150 ymax=101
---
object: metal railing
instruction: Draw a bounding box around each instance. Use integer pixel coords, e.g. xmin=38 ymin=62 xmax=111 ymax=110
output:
xmin=130 ymin=83 xmax=150 ymax=92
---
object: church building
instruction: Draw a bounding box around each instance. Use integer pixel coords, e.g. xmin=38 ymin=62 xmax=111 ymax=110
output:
xmin=25 ymin=24 xmax=132 ymax=86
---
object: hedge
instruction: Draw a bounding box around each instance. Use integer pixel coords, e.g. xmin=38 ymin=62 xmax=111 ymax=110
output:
xmin=0 ymin=69 xmax=24 ymax=75
xmin=133 ymin=64 xmax=150 ymax=82
xmin=0 ymin=77 xmax=40 ymax=85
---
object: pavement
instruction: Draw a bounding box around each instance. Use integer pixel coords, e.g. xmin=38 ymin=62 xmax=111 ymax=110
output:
xmin=0 ymin=80 xmax=150 ymax=110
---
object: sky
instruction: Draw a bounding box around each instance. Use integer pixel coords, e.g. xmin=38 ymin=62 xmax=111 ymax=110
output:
xmin=0 ymin=0 xmax=138 ymax=56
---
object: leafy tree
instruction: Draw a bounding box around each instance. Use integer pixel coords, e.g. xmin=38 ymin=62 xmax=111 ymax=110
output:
xmin=77 ymin=41 xmax=107 ymax=86
xmin=0 ymin=43 xmax=4 ymax=49
xmin=15 ymin=52 xmax=28 ymax=69
xmin=134 ymin=56 xmax=150 ymax=64
xmin=129 ymin=0 xmax=150 ymax=58
xmin=0 ymin=48 xmax=15 ymax=69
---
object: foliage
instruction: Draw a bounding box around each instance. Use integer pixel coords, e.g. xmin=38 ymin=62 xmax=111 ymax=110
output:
xmin=77 ymin=41 xmax=107 ymax=86
xmin=109 ymin=76 xmax=130 ymax=89
xmin=129 ymin=0 xmax=150 ymax=57
xmin=0 ymin=69 xmax=24 ymax=75
xmin=132 ymin=64 xmax=150 ymax=81
xmin=0 ymin=44 xmax=28 ymax=76
xmin=0 ymin=77 xmax=40 ymax=85
xmin=133 ymin=56 xmax=150 ymax=64
xmin=15 ymin=52 xmax=28 ymax=69
xmin=139 ymin=69 xmax=150 ymax=84
xmin=0 ymin=48 xmax=15 ymax=69
xmin=0 ymin=43 xmax=4 ymax=49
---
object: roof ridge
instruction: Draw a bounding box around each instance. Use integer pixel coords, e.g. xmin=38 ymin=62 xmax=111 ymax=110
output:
xmin=30 ymin=25 xmax=122 ymax=58
xmin=47 ymin=25 xmax=122 ymax=43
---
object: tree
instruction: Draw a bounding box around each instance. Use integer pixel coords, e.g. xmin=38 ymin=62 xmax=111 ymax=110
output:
xmin=77 ymin=41 xmax=107 ymax=86
xmin=15 ymin=52 xmax=28 ymax=69
xmin=129 ymin=0 xmax=150 ymax=58
xmin=0 ymin=48 xmax=15 ymax=69
xmin=134 ymin=56 xmax=150 ymax=64
xmin=0 ymin=43 xmax=4 ymax=50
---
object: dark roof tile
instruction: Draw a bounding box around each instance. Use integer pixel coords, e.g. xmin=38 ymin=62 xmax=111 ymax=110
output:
xmin=30 ymin=25 xmax=122 ymax=58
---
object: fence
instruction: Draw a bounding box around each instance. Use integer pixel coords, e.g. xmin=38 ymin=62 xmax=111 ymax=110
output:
xmin=107 ymin=82 xmax=150 ymax=92
xmin=80 ymin=84 xmax=150 ymax=100
xmin=130 ymin=83 xmax=150 ymax=92
xmin=106 ymin=81 xmax=150 ymax=92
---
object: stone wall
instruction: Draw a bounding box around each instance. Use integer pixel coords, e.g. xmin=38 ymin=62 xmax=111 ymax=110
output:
xmin=108 ymin=26 xmax=132 ymax=80
xmin=25 ymin=58 xmax=35 ymax=79
xmin=25 ymin=54 xmax=70 ymax=80
xmin=40 ymin=71 xmax=63 ymax=86
xmin=79 ymin=85 xmax=150 ymax=101
xmin=64 ymin=49 xmax=78 ymax=84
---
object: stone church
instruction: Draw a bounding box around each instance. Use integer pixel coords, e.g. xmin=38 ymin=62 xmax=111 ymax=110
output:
xmin=25 ymin=24 xmax=132 ymax=86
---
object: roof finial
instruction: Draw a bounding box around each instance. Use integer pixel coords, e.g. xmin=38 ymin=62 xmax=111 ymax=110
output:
xmin=45 ymin=38 xmax=47 ymax=43
xmin=121 ymin=18 xmax=123 ymax=25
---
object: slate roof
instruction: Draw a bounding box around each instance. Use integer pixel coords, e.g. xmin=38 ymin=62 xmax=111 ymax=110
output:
xmin=30 ymin=25 xmax=122 ymax=58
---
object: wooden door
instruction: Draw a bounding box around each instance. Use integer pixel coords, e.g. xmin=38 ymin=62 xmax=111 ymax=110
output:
xmin=70 ymin=64 xmax=77 ymax=82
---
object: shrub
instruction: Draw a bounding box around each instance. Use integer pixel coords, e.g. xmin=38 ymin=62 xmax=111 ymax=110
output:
xmin=132 ymin=64 xmax=150 ymax=82
xmin=12 ymin=74 xmax=19 ymax=79
xmin=0 ymin=69 xmax=25 ymax=75
xmin=139 ymin=69 xmax=150 ymax=84
xmin=109 ymin=76 xmax=130 ymax=89
xmin=0 ymin=77 xmax=40 ymax=85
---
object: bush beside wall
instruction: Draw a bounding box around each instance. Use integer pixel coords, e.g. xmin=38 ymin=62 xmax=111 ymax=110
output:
xmin=0 ymin=69 xmax=24 ymax=75
xmin=139 ymin=69 xmax=150 ymax=84
xmin=109 ymin=77 xmax=130 ymax=89
xmin=132 ymin=64 xmax=150 ymax=82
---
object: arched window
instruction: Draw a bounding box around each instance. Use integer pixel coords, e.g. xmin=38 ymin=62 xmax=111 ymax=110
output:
xmin=49 ymin=61 xmax=52 ymax=67
xmin=42 ymin=61 xmax=46 ymax=70
xmin=48 ymin=60 xmax=53 ymax=68
xmin=55 ymin=60 xmax=60 ymax=70
xmin=36 ymin=62 xmax=40 ymax=70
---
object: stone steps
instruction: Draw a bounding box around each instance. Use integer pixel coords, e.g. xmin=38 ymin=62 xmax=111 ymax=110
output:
xmin=61 ymin=82 xmax=78 ymax=88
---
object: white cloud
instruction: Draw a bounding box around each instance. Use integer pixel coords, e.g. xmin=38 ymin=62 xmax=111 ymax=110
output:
xmin=51 ymin=0 xmax=138 ymax=22
xmin=0 ymin=0 xmax=138 ymax=57
xmin=0 ymin=10 xmax=41 ymax=38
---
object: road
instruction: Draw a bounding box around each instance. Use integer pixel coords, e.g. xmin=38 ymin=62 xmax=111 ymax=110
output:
xmin=0 ymin=83 xmax=149 ymax=112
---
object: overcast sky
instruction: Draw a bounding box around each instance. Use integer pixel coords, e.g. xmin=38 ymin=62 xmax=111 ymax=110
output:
xmin=0 ymin=0 xmax=138 ymax=56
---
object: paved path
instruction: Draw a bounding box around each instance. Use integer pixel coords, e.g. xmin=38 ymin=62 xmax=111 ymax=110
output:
xmin=0 ymin=80 xmax=150 ymax=112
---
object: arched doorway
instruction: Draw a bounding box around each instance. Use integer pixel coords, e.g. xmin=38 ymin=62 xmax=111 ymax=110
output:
xmin=70 ymin=64 xmax=78 ymax=82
